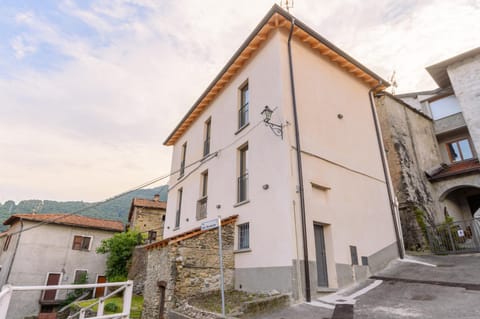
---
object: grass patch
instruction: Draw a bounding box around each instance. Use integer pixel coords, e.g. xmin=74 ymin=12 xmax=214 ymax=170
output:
xmin=76 ymin=295 xmax=143 ymax=318
xmin=189 ymin=290 xmax=269 ymax=314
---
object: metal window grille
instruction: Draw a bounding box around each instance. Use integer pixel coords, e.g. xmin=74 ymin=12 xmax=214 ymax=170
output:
xmin=238 ymin=103 xmax=249 ymax=128
xmin=196 ymin=197 xmax=208 ymax=220
xmin=237 ymin=173 xmax=249 ymax=203
xmin=238 ymin=223 xmax=250 ymax=250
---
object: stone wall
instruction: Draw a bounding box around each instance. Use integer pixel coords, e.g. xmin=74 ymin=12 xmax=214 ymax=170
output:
xmin=142 ymin=221 xmax=235 ymax=319
xmin=131 ymin=207 xmax=166 ymax=240
xmin=375 ymin=94 xmax=442 ymax=249
xmin=447 ymin=54 xmax=480 ymax=156
xmin=128 ymin=246 xmax=148 ymax=295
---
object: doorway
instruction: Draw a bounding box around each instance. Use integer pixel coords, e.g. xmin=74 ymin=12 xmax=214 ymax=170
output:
xmin=94 ymin=275 xmax=107 ymax=298
xmin=43 ymin=273 xmax=61 ymax=301
xmin=314 ymin=224 xmax=328 ymax=287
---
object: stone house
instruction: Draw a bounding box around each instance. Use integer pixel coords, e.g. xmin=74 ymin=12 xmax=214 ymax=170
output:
xmin=128 ymin=194 xmax=167 ymax=241
xmin=155 ymin=4 xmax=402 ymax=307
xmin=374 ymin=47 xmax=480 ymax=250
xmin=394 ymin=47 xmax=480 ymax=223
xmin=0 ymin=214 xmax=123 ymax=319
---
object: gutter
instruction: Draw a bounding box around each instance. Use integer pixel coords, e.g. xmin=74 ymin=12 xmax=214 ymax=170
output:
xmin=5 ymin=219 xmax=23 ymax=284
xmin=368 ymin=87 xmax=405 ymax=259
xmin=287 ymin=18 xmax=311 ymax=302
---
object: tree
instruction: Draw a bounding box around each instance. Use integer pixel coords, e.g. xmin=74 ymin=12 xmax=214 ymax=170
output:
xmin=96 ymin=230 xmax=144 ymax=281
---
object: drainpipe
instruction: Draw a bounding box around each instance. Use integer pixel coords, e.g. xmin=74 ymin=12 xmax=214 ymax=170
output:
xmin=287 ymin=18 xmax=311 ymax=302
xmin=5 ymin=219 xmax=24 ymax=284
xmin=368 ymin=87 xmax=405 ymax=259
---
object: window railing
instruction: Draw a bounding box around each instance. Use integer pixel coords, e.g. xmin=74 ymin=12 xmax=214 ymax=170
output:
xmin=175 ymin=209 xmax=181 ymax=228
xmin=203 ymin=139 xmax=210 ymax=157
xmin=196 ymin=196 xmax=208 ymax=220
xmin=237 ymin=173 xmax=249 ymax=203
xmin=179 ymin=160 xmax=185 ymax=177
xmin=238 ymin=103 xmax=249 ymax=128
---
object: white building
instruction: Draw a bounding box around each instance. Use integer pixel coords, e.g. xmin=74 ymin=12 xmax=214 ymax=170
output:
xmin=162 ymin=5 xmax=401 ymax=301
xmin=0 ymin=214 xmax=123 ymax=319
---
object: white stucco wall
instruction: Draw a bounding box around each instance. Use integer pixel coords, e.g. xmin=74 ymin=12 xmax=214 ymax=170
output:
xmin=164 ymin=27 xmax=398 ymax=292
xmin=447 ymin=54 xmax=480 ymax=156
xmin=0 ymin=220 xmax=117 ymax=319
xmin=164 ymin=30 xmax=296 ymax=270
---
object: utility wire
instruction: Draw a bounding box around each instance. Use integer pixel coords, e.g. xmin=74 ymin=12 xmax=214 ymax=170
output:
xmin=7 ymin=117 xmax=266 ymax=236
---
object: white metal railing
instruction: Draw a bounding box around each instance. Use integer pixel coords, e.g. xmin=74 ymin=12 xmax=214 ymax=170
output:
xmin=0 ymin=280 xmax=133 ymax=319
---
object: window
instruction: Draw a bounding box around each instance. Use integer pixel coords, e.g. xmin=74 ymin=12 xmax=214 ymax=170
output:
xmin=72 ymin=235 xmax=92 ymax=251
xmin=430 ymin=95 xmax=462 ymax=120
xmin=447 ymin=138 xmax=474 ymax=162
xmin=238 ymin=223 xmax=250 ymax=250
xmin=74 ymin=269 xmax=88 ymax=284
xmin=3 ymin=235 xmax=12 ymax=251
xmin=238 ymin=83 xmax=249 ymax=129
xmin=197 ymin=171 xmax=208 ymax=220
xmin=175 ymin=188 xmax=183 ymax=229
xmin=180 ymin=142 xmax=187 ymax=177
xmin=237 ymin=144 xmax=249 ymax=203
xmin=204 ymin=118 xmax=211 ymax=156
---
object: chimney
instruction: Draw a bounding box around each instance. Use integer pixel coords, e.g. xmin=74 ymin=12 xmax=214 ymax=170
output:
xmin=153 ymin=194 xmax=160 ymax=202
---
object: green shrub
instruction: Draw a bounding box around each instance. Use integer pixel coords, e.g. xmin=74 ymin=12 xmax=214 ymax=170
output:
xmin=104 ymin=302 xmax=118 ymax=312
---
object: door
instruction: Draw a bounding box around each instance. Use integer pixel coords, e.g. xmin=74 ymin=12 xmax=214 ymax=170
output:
xmin=43 ymin=273 xmax=61 ymax=300
xmin=95 ymin=275 xmax=107 ymax=298
xmin=314 ymin=224 xmax=328 ymax=287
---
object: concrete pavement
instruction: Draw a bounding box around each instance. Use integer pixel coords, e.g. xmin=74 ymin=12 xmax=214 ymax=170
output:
xmin=251 ymin=254 xmax=480 ymax=318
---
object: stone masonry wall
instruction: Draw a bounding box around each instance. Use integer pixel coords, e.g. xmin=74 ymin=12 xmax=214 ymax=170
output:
xmin=131 ymin=207 xmax=166 ymax=239
xmin=128 ymin=246 xmax=148 ymax=295
xmin=447 ymin=54 xmax=480 ymax=156
xmin=142 ymin=221 xmax=235 ymax=319
xmin=375 ymin=94 xmax=442 ymax=249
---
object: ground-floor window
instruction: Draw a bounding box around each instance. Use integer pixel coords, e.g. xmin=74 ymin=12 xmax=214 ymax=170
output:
xmin=238 ymin=223 xmax=250 ymax=249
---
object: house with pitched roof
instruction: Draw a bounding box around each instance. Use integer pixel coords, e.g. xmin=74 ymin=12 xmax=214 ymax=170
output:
xmin=0 ymin=213 xmax=123 ymax=319
xmin=128 ymin=194 xmax=167 ymax=241
xmin=157 ymin=5 xmax=402 ymax=303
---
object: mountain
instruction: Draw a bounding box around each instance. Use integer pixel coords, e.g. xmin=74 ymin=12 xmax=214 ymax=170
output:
xmin=0 ymin=185 xmax=168 ymax=231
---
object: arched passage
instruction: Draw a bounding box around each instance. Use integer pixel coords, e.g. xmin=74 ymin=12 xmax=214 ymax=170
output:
xmin=439 ymin=185 xmax=480 ymax=221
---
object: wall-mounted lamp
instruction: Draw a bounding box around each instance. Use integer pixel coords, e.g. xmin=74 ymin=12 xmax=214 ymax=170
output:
xmin=261 ymin=105 xmax=283 ymax=139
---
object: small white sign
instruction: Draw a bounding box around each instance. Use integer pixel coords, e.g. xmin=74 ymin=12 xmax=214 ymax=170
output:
xmin=457 ymin=229 xmax=465 ymax=237
xmin=201 ymin=218 xmax=219 ymax=231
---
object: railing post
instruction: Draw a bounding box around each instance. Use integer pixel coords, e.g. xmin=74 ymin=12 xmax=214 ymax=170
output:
xmin=447 ymin=226 xmax=456 ymax=253
xmin=97 ymin=297 xmax=105 ymax=316
xmin=122 ymin=280 xmax=133 ymax=318
xmin=0 ymin=285 xmax=13 ymax=319
xmin=79 ymin=309 xmax=86 ymax=319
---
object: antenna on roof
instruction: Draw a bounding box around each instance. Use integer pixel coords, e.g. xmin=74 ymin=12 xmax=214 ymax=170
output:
xmin=280 ymin=0 xmax=294 ymax=12
xmin=389 ymin=70 xmax=398 ymax=95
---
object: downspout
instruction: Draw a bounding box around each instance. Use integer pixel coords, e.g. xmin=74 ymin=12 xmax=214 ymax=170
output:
xmin=5 ymin=218 xmax=24 ymax=284
xmin=368 ymin=87 xmax=405 ymax=259
xmin=287 ymin=18 xmax=311 ymax=302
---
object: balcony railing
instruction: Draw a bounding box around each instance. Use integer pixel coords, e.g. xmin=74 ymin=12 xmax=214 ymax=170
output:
xmin=237 ymin=173 xmax=249 ymax=203
xmin=238 ymin=104 xmax=249 ymax=128
xmin=196 ymin=196 xmax=208 ymax=220
xmin=179 ymin=160 xmax=185 ymax=177
xmin=203 ymin=139 xmax=210 ymax=157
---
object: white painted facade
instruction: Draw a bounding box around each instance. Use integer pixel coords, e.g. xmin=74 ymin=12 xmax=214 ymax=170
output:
xmin=0 ymin=220 xmax=118 ymax=319
xmin=163 ymin=15 xmax=399 ymax=299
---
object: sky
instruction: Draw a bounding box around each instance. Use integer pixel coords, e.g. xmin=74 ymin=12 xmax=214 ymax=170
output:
xmin=1 ymin=0 xmax=479 ymax=203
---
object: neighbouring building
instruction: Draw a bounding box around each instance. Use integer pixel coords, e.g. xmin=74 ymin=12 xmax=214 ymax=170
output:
xmin=0 ymin=214 xmax=123 ymax=319
xmin=396 ymin=48 xmax=480 ymax=222
xmin=144 ymin=6 xmax=402 ymax=315
xmin=375 ymin=47 xmax=480 ymax=250
xmin=128 ymin=194 xmax=167 ymax=241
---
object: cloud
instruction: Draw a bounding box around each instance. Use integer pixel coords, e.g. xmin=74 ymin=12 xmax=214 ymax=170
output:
xmin=1 ymin=0 xmax=479 ymax=202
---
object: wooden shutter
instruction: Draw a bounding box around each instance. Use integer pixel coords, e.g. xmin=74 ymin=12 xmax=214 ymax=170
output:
xmin=72 ymin=236 xmax=83 ymax=250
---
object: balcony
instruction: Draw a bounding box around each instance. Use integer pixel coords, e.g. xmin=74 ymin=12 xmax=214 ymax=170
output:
xmin=196 ymin=196 xmax=208 ymax=220
xmin=434 ymin=112 xmax=467 ymax=136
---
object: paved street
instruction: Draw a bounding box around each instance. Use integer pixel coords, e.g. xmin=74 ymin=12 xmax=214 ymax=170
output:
xmin=252 ymin=254 xmax=480 ymax=319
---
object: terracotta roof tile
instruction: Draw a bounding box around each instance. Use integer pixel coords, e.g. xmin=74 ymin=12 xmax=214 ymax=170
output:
xmin=3 ymin=213 xmax=124 ymax=232
xmin=429 ymin=159 xmax=480 ymax=181
xmin=132 ymin=198 xmax=166 ymax=209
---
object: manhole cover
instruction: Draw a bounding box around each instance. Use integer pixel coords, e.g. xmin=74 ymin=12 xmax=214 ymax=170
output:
xmin=411 ymin=294 xmax=436 ymax=301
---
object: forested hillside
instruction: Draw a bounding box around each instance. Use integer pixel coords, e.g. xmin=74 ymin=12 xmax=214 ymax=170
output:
xmin=0 ymin=185 xmax=168 ymax=231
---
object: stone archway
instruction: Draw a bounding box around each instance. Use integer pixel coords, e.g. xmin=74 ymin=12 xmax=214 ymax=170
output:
xmin=439 ymin=185 xmax=480 ymax=221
